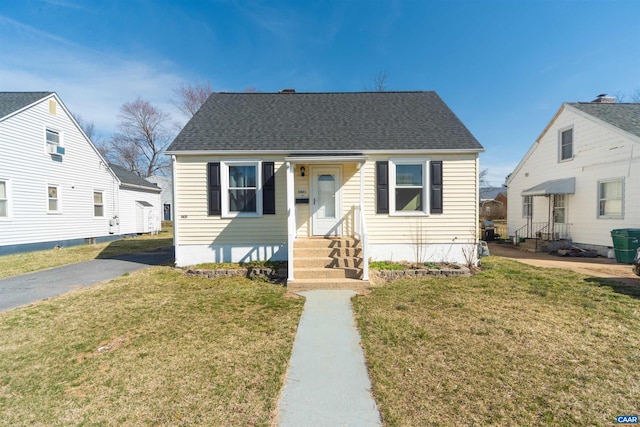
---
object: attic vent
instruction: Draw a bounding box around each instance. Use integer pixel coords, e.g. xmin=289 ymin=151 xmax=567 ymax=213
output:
xmin=278 ymin=89 xmax=296 ymax=93
xmin=592 ymin=94 xmax=616 ymax=103
xmin=48 ymin=99 xmax=57 ymax=115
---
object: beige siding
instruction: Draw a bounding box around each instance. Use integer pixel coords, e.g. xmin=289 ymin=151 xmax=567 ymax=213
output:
xmin=174 ymin=156 xmax=288 ymax=245
xmin=364 ymin=154 xmax=479 ymax=244
xmin=507 ymin=106 xmax=640 ymax=248
xmin=174 ymin=153 xmax=479 ymax=250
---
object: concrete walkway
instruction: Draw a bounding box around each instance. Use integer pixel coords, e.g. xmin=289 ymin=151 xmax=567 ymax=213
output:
xmin=277 ymin=290 xmax=382 ymax=427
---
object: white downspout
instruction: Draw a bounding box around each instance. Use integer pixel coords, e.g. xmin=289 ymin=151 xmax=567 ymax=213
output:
xmin=171 ymin=155 xmax=179 ymax=266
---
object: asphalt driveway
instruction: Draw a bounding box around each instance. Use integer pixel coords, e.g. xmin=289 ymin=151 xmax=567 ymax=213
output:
xmin=0 ymin=247 xmax=174 ymax=312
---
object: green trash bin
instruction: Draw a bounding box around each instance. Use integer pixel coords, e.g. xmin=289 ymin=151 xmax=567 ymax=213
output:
xmin=610 ymin=229 xmax=640 ymax=264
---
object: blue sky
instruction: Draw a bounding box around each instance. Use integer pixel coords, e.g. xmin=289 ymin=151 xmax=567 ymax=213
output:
xmin=1 ymin=0 xmax=638 ymax=186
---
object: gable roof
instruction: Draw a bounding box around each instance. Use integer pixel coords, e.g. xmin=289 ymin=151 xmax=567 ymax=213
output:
xmin=167 ymin=91 xmax=483 ymax=153
xmin=0 ymin=92 xmax=54 ymax=120
xmin=567 ymin=102 xmax=640 ymax=138
xmin=109 ymin=164 xmax=161 ymax=192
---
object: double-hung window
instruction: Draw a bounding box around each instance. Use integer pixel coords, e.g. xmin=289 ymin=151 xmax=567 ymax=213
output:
xmin=389 ymin=159 xmax=428 ymax=215
xmin=221 ymin=161 xmax=262 ymax=217
xmin=94 ymin=191 xmax=104 ymax=217
xmin=598 ymin=178 xmax=623 ymax=218
xmin=0 ymin=180 xmax=8 ymax=218
xmin=48 ymin=185 xmax=60 ymax=213
xmin=559 ymin=128 xmax=573 ymax=161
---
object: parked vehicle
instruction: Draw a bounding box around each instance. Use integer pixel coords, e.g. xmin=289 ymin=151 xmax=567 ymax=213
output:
xmin=633 ymin=247 xmax=640 ymax=276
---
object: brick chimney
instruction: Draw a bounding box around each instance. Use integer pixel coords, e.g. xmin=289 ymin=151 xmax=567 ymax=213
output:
xmin=591 ymin=93 xmax=616 ymax=103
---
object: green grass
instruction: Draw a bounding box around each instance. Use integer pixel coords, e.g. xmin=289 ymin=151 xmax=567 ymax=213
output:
xmin=354 ymin=256 xmax=640 ymax=426
xmin=0 ymin=267 xmax=304 ymax=426
xmin=0 ymin=227 xmax=173 ymax=279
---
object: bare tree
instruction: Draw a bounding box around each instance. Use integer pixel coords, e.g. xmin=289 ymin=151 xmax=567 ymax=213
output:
xmin=172 ymin=81 xmax=212 ymax=118
xmin=479 ymin=168 xmax=489 ymax=188
xmin=632 ymin=88 xmax=640 ymax=102
xmin=108 ymin=97 xmax=174 ymax=177
xmin=73 ymin=114 xmax=96 ymax=140
xmin=363 ymin=70 xmax=389 ymax=92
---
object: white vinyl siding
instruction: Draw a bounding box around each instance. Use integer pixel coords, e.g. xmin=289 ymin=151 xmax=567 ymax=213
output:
xmin=0 ymin=94 xmax=119 ymax=249
xmin=598 ymin=179 xmax=623 ymax=219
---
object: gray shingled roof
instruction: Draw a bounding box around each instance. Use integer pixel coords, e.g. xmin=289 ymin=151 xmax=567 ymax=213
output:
xmin=569 ymin=102 xmax=640 ymax=138
xmin=0 ymin=92 xmax=53 ymax=120
xmin=168 ymin=91 xmax=483 ymax=152
xmin=110 ymin=164 xmax=161 ymax=191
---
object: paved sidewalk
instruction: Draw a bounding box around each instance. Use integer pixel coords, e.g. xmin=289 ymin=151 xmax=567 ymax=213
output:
xmin=277 ymin=290 xmax=382 ymax=427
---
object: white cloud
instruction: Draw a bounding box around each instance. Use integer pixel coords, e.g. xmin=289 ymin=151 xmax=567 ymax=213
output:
xmin=0 ymin=15 xmax=186 ymax=137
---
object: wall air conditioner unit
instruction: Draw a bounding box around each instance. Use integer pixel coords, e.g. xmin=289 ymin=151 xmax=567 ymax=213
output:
xmin=47 ymin=144 xmax=65 ymax=155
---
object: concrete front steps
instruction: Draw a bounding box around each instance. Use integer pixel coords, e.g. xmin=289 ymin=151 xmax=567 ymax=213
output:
xmin=287 ymin=237 xmax=370 ymax=293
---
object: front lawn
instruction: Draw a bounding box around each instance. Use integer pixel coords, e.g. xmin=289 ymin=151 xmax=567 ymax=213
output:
xmin=354 ymin=257 xmax=640 ymax=426
xmin=0 ymin=267 xmax=304 ymax=426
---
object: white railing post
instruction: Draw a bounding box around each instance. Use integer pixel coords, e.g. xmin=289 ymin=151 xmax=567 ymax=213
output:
xmin=286 ymin=161 xmax=295 ymax=281
xmin=358 ymin=162 xmax=369 ymax=281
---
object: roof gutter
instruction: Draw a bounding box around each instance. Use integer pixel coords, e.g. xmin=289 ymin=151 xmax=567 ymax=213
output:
xmin=165 ymin=148 xmax=484 ymax=156
xmin=120 ymin=183 xmax=162 ymax=193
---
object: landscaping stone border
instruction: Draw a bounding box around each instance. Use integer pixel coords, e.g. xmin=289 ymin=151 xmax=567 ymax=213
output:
xmin=374 ymin=265 xmax=470 ymax=280
xmin=185 ymin=267 xmax=287 ymax=282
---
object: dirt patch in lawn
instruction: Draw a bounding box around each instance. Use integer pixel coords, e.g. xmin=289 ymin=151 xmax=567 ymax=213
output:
xmin=488 ymin=242 xmax=640 ymax=287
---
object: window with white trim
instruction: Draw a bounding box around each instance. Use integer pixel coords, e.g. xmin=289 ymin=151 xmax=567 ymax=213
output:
xmin=48 ymin=185 xmax=60 ymax=212
xmin=389 ymin=159 xmax=428 ymax=215
xmin=0 ymin=180 xmax=9 ymax=218
xmin=559 ymin=128 xmax=573 ymax=161
xmin=522 ymin=195 xmax=533 ymax=217
xmin=46 ymin=128 xmax=60 ymax=147
xmin=94 ymin=191 xmax=104 ymax=217
xmin=598 ymin=178 xmax=623 ymax=218
xmin=221 ymin=161 xmax=262 ymax=217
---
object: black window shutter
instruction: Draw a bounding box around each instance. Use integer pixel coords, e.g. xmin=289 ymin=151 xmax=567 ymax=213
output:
xmin=376 ymin=161 xmax=389 ymax=214
xmin=430 ymin=161 xmax=443 ymax=214
xmin=262 ymin=162 xmax=275 ymax=214
xmin=207 ymin=162 xmax=221 ymax=215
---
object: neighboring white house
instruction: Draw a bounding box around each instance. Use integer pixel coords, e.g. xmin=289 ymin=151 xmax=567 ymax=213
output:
xmin=146 ymin=175 xmax=173 ymax=221
xmin=167 ymin=91 xmax=484 ymax=281
xmin=110 ymin=164 xmax=162 ymax=235
xmin=506 ymin=97 xmax=640 ymax=255
xmin=0 ymin=92 xmax=121 ymax=255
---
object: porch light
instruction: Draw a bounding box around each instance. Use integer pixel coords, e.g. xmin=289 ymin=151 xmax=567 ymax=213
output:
xmin=300 ymin=166 xmax=305 ymax=177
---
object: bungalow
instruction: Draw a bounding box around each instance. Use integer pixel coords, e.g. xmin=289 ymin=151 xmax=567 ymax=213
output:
xmin=0 ymin=91 xmax=163 ymax=256
xmin=506 ymin=96 xmax=640 ymax=255
xmin=0 ymin=92 xmax=120 ymax=255
xmin=167 ymin=91 xmax=484 ymax=282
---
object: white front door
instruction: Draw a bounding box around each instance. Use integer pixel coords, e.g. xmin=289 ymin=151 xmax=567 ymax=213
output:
xmin=311 ymin=166 xmax=342 ymax=236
